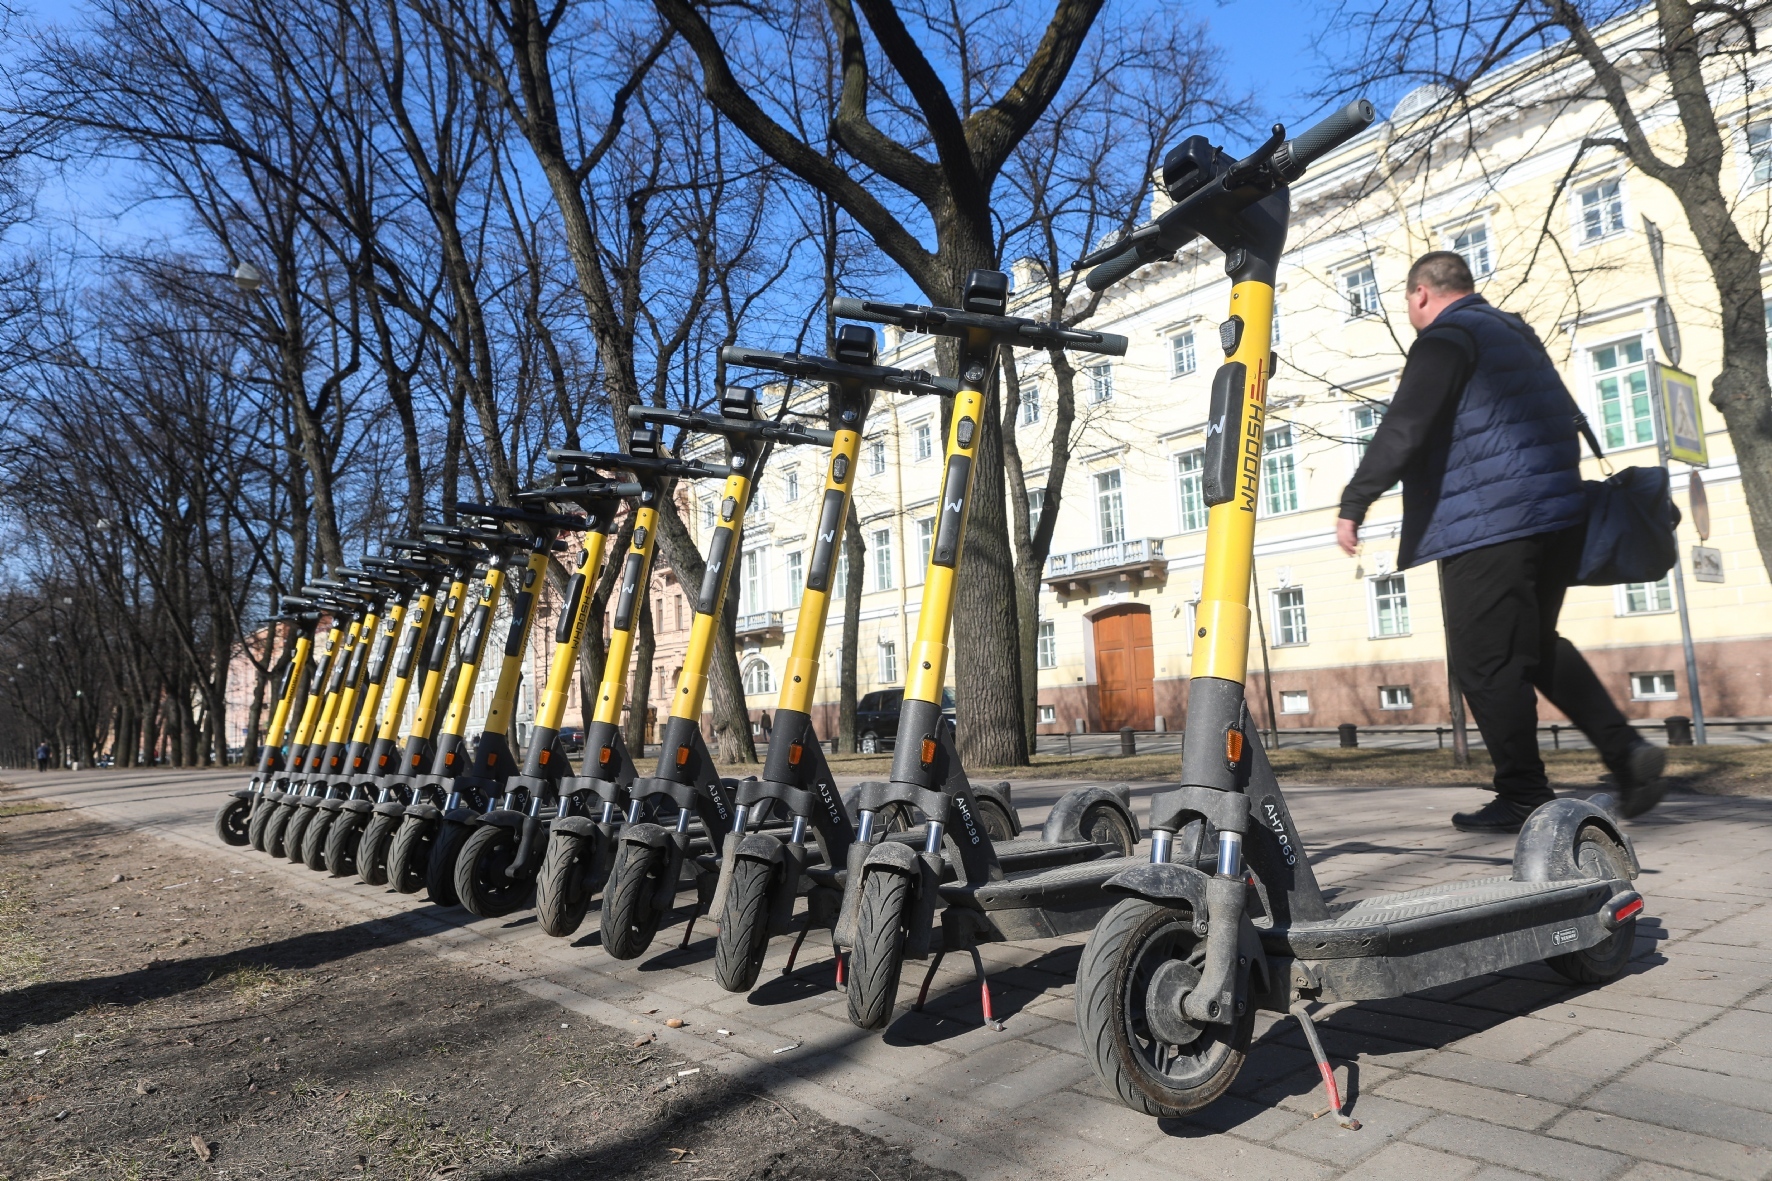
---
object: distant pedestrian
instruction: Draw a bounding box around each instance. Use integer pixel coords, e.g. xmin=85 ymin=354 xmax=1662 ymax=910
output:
xmin=1336 ymin=251 xmax=1665 ymax=833
xmin=35 ymin=741 xmax=50 ymax=773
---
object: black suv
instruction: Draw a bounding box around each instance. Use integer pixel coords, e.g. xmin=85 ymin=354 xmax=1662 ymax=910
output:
xmin=854 ymin=688 xmax=957 ymax=753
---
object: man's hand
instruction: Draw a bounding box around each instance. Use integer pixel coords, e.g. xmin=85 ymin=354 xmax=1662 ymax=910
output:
xmin=1336 ymin=517 xmax=1360 ymax=556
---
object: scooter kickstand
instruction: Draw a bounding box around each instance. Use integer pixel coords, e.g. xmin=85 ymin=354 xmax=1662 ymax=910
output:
xmin=678 ymin=913 xmax=698 ymax=950
xmin=781 ymin=925 xmax=810 ymax=976
xmin=1291 ymin=1001 xmax=1359 ymax=1130
xmin=968 ymin=946 xmax=1004 ymax=1032
xmin=912 ymin=952 xmax=946 ymax=1012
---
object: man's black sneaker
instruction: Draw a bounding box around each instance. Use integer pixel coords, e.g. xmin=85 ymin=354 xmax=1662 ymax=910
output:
xmin=1615 ymin=741 xmax=1668 ymax=819
xmin=1451 ymin=798 xmax=1537 ymax=834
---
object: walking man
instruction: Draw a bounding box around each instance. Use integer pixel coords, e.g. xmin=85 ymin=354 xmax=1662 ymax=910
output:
xmin=35 ymin=741 xmax=50 ymax=773
xmin=1336 ymin=251 xmax=1666 ymax=832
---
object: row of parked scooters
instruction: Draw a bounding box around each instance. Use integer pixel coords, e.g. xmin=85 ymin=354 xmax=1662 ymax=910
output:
xmin=213 ymin=99 xmax=1649 ymax=1126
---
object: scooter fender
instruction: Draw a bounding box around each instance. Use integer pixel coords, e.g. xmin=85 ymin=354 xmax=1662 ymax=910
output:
xmin=373 ymin=799 xmax=409 ymax=819
xmin=401 ymin=802 xmax=441 ymax=825
xmin=510 ymin=813 xmax=546 ymax=879
xmin=1102 ymin=862 xmax=1211 ymax=935
xmin=1041 ymin=786 xmax=1141 ymax=847
xmin=1513 ymin=797 xmax=1640 ymax=882
xmin=832 ymin=839 xmax=875 ymax=950
xmin=768 ymin=839 xmax=810 ymax=937
xmin=229 ymin=788 xmax=254 ymax=803
xmin=478 ymin=808 xmax=527 ymax=832
xmin=550 ymin=815 xmax=601 ymax=840
xmin=651 ymin=831 xmax=692 ymax=915
xmin=904 ymin=849 xmax=943 ymax=960
xmin=340 ymin=798 xmax=373 ymax=816
xmin=711 ymin=832 xmax=784 ymax=924
xmin=854 ymin=841 xmax=937 ymax=959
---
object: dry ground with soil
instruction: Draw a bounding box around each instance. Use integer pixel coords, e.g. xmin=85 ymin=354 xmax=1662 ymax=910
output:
xmin=0 ymin=797 xmax=960 ymax=1181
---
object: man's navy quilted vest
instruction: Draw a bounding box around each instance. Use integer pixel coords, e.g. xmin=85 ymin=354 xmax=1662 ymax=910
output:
xmin=1401 ymin=294 xmax=1586 ymax=567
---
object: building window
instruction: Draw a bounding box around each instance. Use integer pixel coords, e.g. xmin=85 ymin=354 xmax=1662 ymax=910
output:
xmin=1038 ymin=704 xmax=1057 ymax=724
xmin=1171 ymin=330 xmax=1197 ymax=377
xmin=1344 ymin=264 xmax=1380 ymax=317
xmin=1750 ymin=121 xmax=1772 ymax=186
xmin=1379 ymin=684 xmax=1414 ymax=710
xmin=915 ymin=516 xmax=934 ymax=578
xmin=867 ymin=437 xmax=887 ymax=475
xmin=700 ymin=498 xmax=717 ymax=531
xmin=1174 ymin=449 xmax=1207 ymax=532
xmin=1372 ymin=573 xmax=1410 ymax=637
xmin=1271 ymin=295 xmax=1281 ymax=345
xmin=913 ymin=420 xmax=934 ymax=461
xmin=1631 ymin=671 xmax=1677 ymax=701
xmin=1578 ymin=177 xmax=1626 ymax=242
xmin=1027 ymin=487 xmax=1044 ymax=535
xmin=786 ymin=551 xmax=804 ymax=597
xmin=1095 ymin=469 xmax=1126 ymax=545
xmin=784 ymin=467 xmax=800 ymax=502
xmin=877 ymin=638 xmax=898 ymax=684
xmin=1280 ymin=690 xmax=1310 ymax=714
xmin=743 ymin=659 xmax=774 ymax=696
xmin=871 ymin=527 xmax=894 ymax=591
xmin=741 ymin=549 xmax=766 ymax=616
xmin=1037 ymin=620 xmax=1057 ymax=669
xmin=1592 ymin=339 xmax=1654 ymax=450
xmin=675 ymin=595 xmax=685 ymax=630
xmin=1620 ymin=576 xmax=1673 ymax=615
xmin=1273 ymin=587 xmax=1307 ymax=646
xmin=833 ymin=544 xmax=848 ymax=592
xmin=1263 ymin=426 xmax=1298 ymax=515
xmin=1352 ymin=402 xmax=1385 ymax=460
xmin=1087 ymin=363 xmax=1114 ymax=404
xmin=1184 ymin=599 xmax=1199 ymax=655
xmin=1451 ymin=222 xmax=1493 ymax=277
xmin=1021 ymin=382 xmax=1041 ymax=425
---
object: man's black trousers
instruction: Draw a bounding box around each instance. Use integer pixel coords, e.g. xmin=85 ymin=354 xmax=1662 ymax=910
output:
xmin=1439 ymin=525 xmax=1639 ymax=807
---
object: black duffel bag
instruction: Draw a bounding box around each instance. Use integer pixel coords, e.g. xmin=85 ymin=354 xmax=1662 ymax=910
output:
xmin=1573 ymin=419 xmax=1681 ymax=587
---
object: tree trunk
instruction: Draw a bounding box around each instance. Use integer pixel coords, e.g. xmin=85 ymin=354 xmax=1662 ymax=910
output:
xmin=625 ymin=587 xmax=656 ymax=758
xmin=838 ymin=506 xmax=865 ymax=753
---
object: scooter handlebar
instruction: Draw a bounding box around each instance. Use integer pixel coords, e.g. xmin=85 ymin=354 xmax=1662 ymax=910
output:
xmin=545 ymin=448 xmax=723 ymax=483
xmin=720 ymin=345 xmax=950 ymax=397
xmin=832 ymin=297 xmax=1125 ymax=357
xmin=1273 ymin=99 xmax=1375 ymax=181
xmin=627 ymin=403 xmax=836 ymax=447
xmin=453 ymin=500 xmax=587 ymax=535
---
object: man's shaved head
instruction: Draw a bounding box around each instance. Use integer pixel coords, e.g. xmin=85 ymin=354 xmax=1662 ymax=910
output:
xmin=1407 ymin=251 xmax=1476 ymax=296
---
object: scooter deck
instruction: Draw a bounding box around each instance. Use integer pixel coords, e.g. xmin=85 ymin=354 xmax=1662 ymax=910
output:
xmin=1271 ymin=874 xmax=1622 ymax=1002
xmin=944 ymin=855 xmax=1143 ymax=941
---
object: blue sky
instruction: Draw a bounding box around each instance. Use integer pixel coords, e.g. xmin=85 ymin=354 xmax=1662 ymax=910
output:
xmin=1202 ymin=0 xmax=1335 ymax=126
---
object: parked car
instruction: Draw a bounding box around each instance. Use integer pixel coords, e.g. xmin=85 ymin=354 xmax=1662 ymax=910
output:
xmin=854 ymin=688 xmax=956 ymax=753
xmin=557 ymin=726 xmax=585 ymax=754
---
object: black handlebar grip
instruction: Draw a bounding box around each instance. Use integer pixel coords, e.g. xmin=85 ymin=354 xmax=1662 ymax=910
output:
xmin=1086 ymin=245 xmax=1149 ymax=292
xmin=1274 ymin=99 xmax=1375 ymax=181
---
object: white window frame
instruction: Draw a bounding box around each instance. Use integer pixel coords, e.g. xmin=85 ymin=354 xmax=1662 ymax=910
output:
xmin=699 ymin=497 xmax=717 ymax=532
xmin=1446 ymin=217 xmax=1495 ymax=278
xmin=783 ymin=466 xmax=800 ymax=502
xmin=913 ymin=515 xmax=934 ymax=584
xmin=1343 ymin=263 xmax=1380 ymax=319
xmin=877 ymin=638 xmax=899 ymax=684
xmin=1026 ymin=487 xmax=1045 ymax=536
xmin=1574 ymin=175 xmax=1628 ymax=245
xmin=1586 ymin=333 xmax=1656 ymax=452
xmin=1370 ymin=572 xmax=1411 ymax=638
xmin=1037 ymin=704 xmax=1057 ymax=724
xmin=742 ymin=658 xmax=775 ymax=696
xmin=867 ymin=436 xmax=887 ymax=475
xmin=871 ymin=526 xmax=895 ymax=592
xmin=741 ymin=547 xmax=768 ymax=616
xmin=1272 ymin=586 xmax=1307 ymax=647
xmin=1279 ymin=689 xmax=1310 ymax=715
xmin=1171 ymin=329 xmax=1197 ymax=377
xmin=1743 ymin=119 xmax=1772 ymax=189
xmin=785 ymin=550 xmax=804 ymax=597
xmin=1379 ymin=684 xmax=1414 ymax=710
xmin=1095 ymin=469 xmax=1126 ymax=545
xmin=1021 ymin=381 xmax=1042 ymax=425
xmin=1616 ymin=576 xmax=1674 ymax=616
xmin=912 ymin=419 xmax=934 ymax=462
xmin=1037 ymin=620 xmax=1057 ymax=669
xmin=1262 ymin=425 xmax=1299 ymax=516
xmin=1173 ymin=448 xmax=1207 ymax=533
xmin=1086 ymin=363 xmax=1114 ymax=404
xmin=1630 ymin=671 xmax=1678 ymax=701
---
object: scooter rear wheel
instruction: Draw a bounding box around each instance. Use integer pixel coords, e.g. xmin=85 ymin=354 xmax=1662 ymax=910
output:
xmin=213 ymin=797 xmax=251 ymax=846
xmin=975 ymin=797 xmax=1015 ymax=843
xmin=324 ymin=810 xmax=367 ymax=878
xmin=1546 ymin=829 xmax=1638 ymax=985
xmin=601 ymin=843 xmax=667 ymax=960
xmin=301 ymin=809 xmax=334 ymax=871
xmin=357 ymin=810 xmax=400 ymax=886
xmin=1074 ymin=897 xmax=1251 ymax=1117
xmin=713 ymin=856 xmax=774 ymax=993
xmin=425 ymin=819 xmax=474 ymax=907
xmin=248 ymin=798 xmax=277 ymax=852
xmin=386 ymin=814 xmax=435 ymax=894
xmin=846 ymin=869 xmax=911 ymax=1030
xmin=534 ymin=829 xmax=597 ymax=938
xmin=455 ymin=823 xmax=532 ymax=918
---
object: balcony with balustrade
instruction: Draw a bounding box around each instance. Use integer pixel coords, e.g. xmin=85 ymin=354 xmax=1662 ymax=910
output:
xmin=735 ymin=609 xmax=785 ymax=644
xmin=1043 ymin=537 xmax=1167 ymax=598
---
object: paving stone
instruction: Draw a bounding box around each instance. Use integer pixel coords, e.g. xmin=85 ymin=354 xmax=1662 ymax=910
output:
xmin=1532 ymin=1026 xmax=1672 ymax=1073
xmin=1330 ymin=1142 xmax=1479 ymax=1181
xmin=1365 ymin=994 xmax=1510 ymax=1031
xmin=1585 ymin=1080 xmax=1772 ymax=1149
xmin=1468 ymin=1171 xmax=1540 ymax=1181
xmin=1168 ymin=1095 xmax=1309 ymax=1145
xmin=1450 ymin=1016 xmax=1580 ymax=1063
xmin=1375 ymin=1073 xmax=1561 ymax=1130
xmin=1458 ymin=976 xmax=1581 ymax=1014
xmin=1654 ymin=1043 xmax=1772 ymax=1084
xmin=1679 ymin=1007 xmax=1772 ymax=1053
xmin=1413 ymin=1050 xmax=1595 ymax=1104
xmin=1270 ymin=1095 xmax=1430 ymax=1166
xmin=1015 ymin=1091 xmax=1167 ymax=1154
xmin=1548 ymin=1110 xmax=1772 ymax=1181
xmin=918 ymin=1034 xmax=1056 ymax=1097
xmin=1617 ymin=1164 xmax=1753 ymax=1181
xmin=1621 ymin=1059 xmax=1772 ymax=1115
xmin=968 ymin=1047 xmax=1096 ymax=1111
xmin=1143 ymin=1133 xmax=1336 ymax=1181
xmin=1408 ymin=1113 xmax=1629 ymax=1181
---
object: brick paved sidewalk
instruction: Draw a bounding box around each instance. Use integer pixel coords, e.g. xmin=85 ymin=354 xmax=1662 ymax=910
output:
xmin=20 ymin=769 xmax=1772 ymax=1181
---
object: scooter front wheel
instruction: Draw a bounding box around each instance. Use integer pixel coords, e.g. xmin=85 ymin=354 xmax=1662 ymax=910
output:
xmin=601 ymin=843 xmax=667 ymax=960
xmin=213 ymin=796 xmax=252 ymax=846
xmin=324 ymin=810 xmax=367 ymax=878
xmin=534 ymin=828 xmax=598 ymax=938
xmin=386 ymin=813 xmax=436 ymax=895
xmin=425 ymin=819 xmax=474 ymax=907
xmin=713 ymin=856 xmax=774 ymax=993
xmin=1075 ymin=898 xmax=1251 ymax=1117
xmin=247 ymin=798 xmax=277 ymax=852
xmin=282 ymin=806 xmax=316 ymax=865
xmin=300 ymin=809 xmax=335 ymax=872
xmin=357 ymin=810 xmax=400 ymax=886
xmin=455 ymin=823 xmax=533 ymax=918
xmin=263 ymin=802 xmax=296 ymax=859
xmin=846 ymin=869 xmax=911 ymax=1030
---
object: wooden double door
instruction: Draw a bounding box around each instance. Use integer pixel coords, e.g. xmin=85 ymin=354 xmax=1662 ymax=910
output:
xmin=1093 ymin=604 xmax=1155 ymax=732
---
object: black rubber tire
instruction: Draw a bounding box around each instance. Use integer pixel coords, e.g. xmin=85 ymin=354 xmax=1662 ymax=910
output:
xmin=425 ymin=819 xmax=474 ymax=907
xmin=263 ymin=802 xmax=295 ymax=859
xmin=1079 ymin=800 xmax=1138 ymax=857
xmin=976 ymin=796 xmax=1016 ymax=842
xmin=845 ymin=869 xmax=912 ymax=1030
xmin=386 ymin=813 xmax=436 ymax=895
xmin=876 ymin=801 xmax=916 ymax=834
xmin=214 ymin=797 xmax=252 ymax=846
xmin=324 ymin=810 xmax=367 ymax=878
xmin=534 ymin=829 xmax=596 ymax=938
xmin=282 ymin=805 xmax=316 ymax=865
xmin=454 ymin=823 xmax=533 ymax=918
xmin=1546 ymin=829 xmax=1638 ymax=985
xmin=600 ymin=843 xmax=667 ymax=960
xmin=301 ymin=808 xmax=334 ymax=872
xmin=248 ymin=798 xmax=277 ymax=852
xmin=358 ymin=810 xmax=400 ymax=886
xmin=1074 ymin=898 xmax=1252 ymax=1117
xmin=713 ymin=857 xmax=774 ymax=993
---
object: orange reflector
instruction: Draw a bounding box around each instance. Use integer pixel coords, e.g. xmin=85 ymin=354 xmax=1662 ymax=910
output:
xmin=444 ymin=751 xmax=456 ymax=766
xmin=676 ymin=745 xmax=691 ymax=767
xmin=487 ymin=753 xmax=498 ymax=766
xmin=788 ymin=743 xmax=803 ymax=766
xmin=920 ymin=736 xmax=937 ymax=765
xmin=539 ymin=749 xmax=551 ymax=766
xmin=1225 ymin=728 xmax=1245 ymax=764
xmin=599 ymin=745 xmax=613 ymax=766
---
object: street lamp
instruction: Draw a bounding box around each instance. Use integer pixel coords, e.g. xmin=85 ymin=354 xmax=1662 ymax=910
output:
xmin=232 ymin=260 xmax=265 ymax=293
